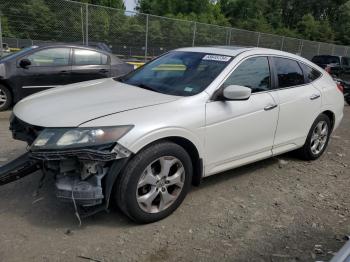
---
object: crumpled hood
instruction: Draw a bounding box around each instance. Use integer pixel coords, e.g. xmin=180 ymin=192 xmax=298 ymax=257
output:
xmin=14 ymin=78 xmax=179 ymax=127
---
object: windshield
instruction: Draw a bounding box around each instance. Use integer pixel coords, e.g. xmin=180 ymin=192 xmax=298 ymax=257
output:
xmin=0 ymin=46 xmax=38 ymax=62
xmin=117 ymin=51 xmax=233 ymax=96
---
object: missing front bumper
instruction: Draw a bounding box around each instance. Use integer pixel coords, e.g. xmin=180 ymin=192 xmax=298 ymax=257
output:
xmin=0 ymin=146 xmax=130 ymax=217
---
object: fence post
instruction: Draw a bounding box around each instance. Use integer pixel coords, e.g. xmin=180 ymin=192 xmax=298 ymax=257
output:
xmin=299 ymin=40 xmax=304 ymax=56
xmin=280 ymin=36 xmax=285 ymax=50
xmin=144 ymin=14 xmax=149 ymax=62
xmin=85 ymin=3 xmax=89 ymax=46
xmin=331 ymin=45 xmax=335 ymax=55
xmin=0 ymin=13 xmax=3 ymax=57
xmin=257 ymin=32 xmax=261 ymax=47
xmin=317 ymin=43 xmax=321 ymax=55
xmin=80 ymin=6 xmax=84 ymax=45
xmin=192 ymin=22 xmax=197 ymax=47
xmin=228 ymin=29 xmax=232 ymax=46
xmin=345 ymin=47 xmax=349 ymax=56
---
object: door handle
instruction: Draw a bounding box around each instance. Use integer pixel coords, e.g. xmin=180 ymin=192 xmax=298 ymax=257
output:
xmin=264 ymin=104 xmax=278 ymax=111
xmin=59 ymin=70 xmax=69 ymax=75
xmin=310 ymin=94 xmax=321 ymax=100
xmin=99 ymin=69 xmax=109 ymax=73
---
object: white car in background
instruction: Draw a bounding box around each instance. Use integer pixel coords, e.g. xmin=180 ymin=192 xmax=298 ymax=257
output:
xmin=0 ymin=46 xmax=344 ymax=223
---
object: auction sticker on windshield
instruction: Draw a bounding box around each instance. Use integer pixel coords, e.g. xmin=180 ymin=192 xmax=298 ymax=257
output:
xmin=202 ymin=55 xmax=231 ymax=62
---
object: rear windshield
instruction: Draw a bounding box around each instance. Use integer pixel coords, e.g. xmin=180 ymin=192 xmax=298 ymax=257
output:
xmin=312 ymin=55 xmax=340 ymax=65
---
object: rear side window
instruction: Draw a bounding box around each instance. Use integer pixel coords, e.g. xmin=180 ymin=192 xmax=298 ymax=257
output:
xmin=73 ymin=49 xmax=108 ymax=65
xmin=299 ymin=63 xmax=322 ymax=83
xmin=222 ymin=56 xmax=271 ymax=93
xmin=274 ymin=57 xmax=304 ymax=88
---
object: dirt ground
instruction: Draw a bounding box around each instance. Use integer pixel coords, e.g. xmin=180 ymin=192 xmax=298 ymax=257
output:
xmin=0 ymin=106 xmax=349 ymax=262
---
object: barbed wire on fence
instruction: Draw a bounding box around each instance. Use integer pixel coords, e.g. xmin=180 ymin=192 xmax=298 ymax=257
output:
xmin=0 ymin=0 xmax=349 ymax=61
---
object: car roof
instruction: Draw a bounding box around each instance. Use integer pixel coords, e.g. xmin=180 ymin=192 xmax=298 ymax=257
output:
xmin=175 ymin=46 xmax=255 ymax=56
xmin=35 ymin=44 xmax=111 ymax=54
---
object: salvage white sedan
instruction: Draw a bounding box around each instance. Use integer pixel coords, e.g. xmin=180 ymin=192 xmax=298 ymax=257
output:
xmin=0 ymin=47 xmax=344 ymax=223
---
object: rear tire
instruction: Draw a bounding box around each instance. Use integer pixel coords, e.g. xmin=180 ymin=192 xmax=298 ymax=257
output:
xmin=296 ymin=114 xmax=331 ymax=160
xmin=0 ymin=84 xmax=12 ymax=111
xmin=116 ymin=141 xmax=193 ymax=224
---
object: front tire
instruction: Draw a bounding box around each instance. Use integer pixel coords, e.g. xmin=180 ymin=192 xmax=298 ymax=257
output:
xmin=297 ymin=114 xmax=331 ymax=160
xmin=0 ymin=85 xmax=12 ymax=111
xmin=116 ymin=141 xmax=193 ymax=223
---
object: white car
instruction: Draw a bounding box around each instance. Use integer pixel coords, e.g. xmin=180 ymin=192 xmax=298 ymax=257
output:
xmin=0 ymin=47 xmax=344 ymax=223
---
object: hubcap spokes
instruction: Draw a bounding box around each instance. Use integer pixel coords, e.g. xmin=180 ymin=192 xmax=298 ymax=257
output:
xmin=310 ymin=121 xmax=328 ymax=155
xmin=136 ymin=156 xmax=185 ymax=213
xmin=0 ymin=90 xmax=7 ymax=106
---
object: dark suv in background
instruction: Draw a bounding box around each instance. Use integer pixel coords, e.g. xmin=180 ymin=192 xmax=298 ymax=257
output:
xmin=0 ymin=45 xmax=134 ymax=111
xmin=312 ymin=55 xmax=350 ymax=104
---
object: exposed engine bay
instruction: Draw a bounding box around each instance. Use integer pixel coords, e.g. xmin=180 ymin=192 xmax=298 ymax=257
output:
xmin=0 ymin=115 xmax=131 ymax=217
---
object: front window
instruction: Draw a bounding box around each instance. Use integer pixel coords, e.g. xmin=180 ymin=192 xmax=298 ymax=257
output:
xmin=27 ymin=48 xmax=70 ymax=66
xmin=117 ymin=51 xmax=233 ymax=96
xmin=222 ymin=57 xmax=271 ymax=93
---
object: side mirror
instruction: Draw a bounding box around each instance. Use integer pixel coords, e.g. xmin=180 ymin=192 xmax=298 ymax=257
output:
xmin=222 ymin=85 xmax=252 ymax=100
xmin=19 ymin=58 xmax=31 ymax=68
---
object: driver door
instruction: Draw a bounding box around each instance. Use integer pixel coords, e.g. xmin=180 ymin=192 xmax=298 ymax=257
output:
xmin=205 ymin=56 xmax=279 ymax=175
xmin=17 ymin=47 xmax=72 ymax=100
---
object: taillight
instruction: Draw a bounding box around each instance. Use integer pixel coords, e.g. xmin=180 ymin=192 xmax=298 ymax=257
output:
xmin=336 ymin=82 xmax=344 ymax=93
xmin=325 ymin=66 xmax=331 ymax=74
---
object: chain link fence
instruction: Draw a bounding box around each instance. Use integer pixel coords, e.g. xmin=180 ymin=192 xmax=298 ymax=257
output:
xmin=0 ymin=0 xmax=349 ymax=61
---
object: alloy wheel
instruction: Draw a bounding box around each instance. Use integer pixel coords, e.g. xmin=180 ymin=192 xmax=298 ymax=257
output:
xmin=310 ymin=120 xmax=329 ymax=155
xmin=136 ymin=156 xmax=185 ymax=213
xmin=0 ymin=89 xmax=7 ymax=107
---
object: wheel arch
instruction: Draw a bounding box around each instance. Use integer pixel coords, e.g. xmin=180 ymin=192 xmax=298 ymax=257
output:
xmin=0 ymin=80 xmax=13 ymax=100
xmin=123 ymin=135 xmax=204 ymax=186
xmin=321 ymin=110 xmax=335 ymax=131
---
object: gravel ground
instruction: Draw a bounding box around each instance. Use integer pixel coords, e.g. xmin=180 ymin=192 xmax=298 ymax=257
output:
xmin=0 ymin=106 xmax=349 ymax=262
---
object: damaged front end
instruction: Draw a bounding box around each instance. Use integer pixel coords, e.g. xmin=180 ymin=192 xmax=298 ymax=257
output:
xmin=0 ymin=115 xmax=132 ymax=217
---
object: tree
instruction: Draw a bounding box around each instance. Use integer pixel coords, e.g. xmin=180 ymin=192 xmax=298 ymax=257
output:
xmin=137 ymin=0 xmax=229 ymax=26
xmin=79 ymin=0 xmax=125 ymax=9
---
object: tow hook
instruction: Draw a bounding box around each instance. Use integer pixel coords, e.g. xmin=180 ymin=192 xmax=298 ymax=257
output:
xmin=0 ymin=152 xmax=40 ymax=186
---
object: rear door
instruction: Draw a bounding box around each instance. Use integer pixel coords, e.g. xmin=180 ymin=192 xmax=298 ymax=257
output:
xmin=70 ymin=48 xmax=111 ymax=83
xmin=18 ymin=47 xmax=72 ymax=96
xmin=269 ymin=57 xmax=322 ymax=155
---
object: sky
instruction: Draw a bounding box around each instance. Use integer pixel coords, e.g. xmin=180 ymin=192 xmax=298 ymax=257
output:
xmin=124 ymin=0 xmax=137 ymax=11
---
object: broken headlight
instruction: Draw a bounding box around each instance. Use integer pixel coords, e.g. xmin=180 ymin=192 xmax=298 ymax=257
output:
xmin=31 ymin=126 xmax=133 ymax=150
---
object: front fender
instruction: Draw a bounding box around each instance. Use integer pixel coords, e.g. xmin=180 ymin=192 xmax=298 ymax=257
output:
xmin=118 ymin=127 xmax=205 ymax=160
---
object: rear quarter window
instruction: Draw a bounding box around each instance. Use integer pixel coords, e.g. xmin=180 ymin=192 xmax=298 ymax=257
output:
xmin=299 ymin=63 xmax=322 ymax=83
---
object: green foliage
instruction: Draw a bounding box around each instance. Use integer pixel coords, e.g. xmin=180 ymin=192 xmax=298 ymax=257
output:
xmin=79 ymin=0 xmax=125 ymax=9
xmin=1 ymin=0 xmax=350 ymax=53
xmin=218 ymin=0 xmax=350 ymax=44
xmin=137 ymin=0 xmax=230 ymax=26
